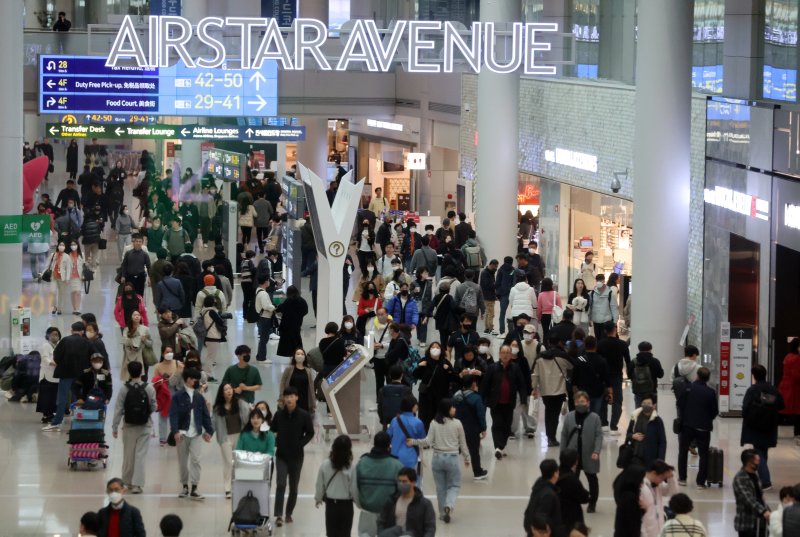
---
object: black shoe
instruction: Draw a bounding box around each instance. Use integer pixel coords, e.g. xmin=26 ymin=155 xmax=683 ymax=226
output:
xmin=587 ymin=504 xmax=596 ymax=514
xmin=473 ymin=469 xmax=489 ymax=481
xmin=443 ymin=506 xmax=451 ymax=523
xmin=547 ymin=439 xmax=560 ymax=447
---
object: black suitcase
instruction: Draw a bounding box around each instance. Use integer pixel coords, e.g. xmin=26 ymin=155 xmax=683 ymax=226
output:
xmin=707 ymin=447 xmax=724 ymax=487
xmin=68 ymin=428 xmax=105 ymax=444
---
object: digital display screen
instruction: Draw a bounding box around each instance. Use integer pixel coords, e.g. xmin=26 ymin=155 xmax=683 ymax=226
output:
xmin=579 ymin=238 xmax=593 ymax=248
xmin=40 ymin=55 xmax=278 ymax=117
xmin=206 ymin=149 xmax=243 ymax=183
xmin=326 ymin=351 xmax=362 ymax=385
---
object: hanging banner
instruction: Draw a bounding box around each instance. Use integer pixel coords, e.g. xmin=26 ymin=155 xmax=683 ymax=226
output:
xmin=150 ymin=0 xmax=181 ymax=16
xmin=261 ymin=0 xmax=296 ymax=27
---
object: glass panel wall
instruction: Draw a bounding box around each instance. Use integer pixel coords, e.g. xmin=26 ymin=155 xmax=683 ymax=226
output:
xmin=764 ymin=0 xmax=799 ymax=101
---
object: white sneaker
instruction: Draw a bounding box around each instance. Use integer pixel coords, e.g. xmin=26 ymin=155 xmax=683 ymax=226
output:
xmin=42 ymin=424 xmax=60 ymax=432
xmin=602 ymin=426 xmax=610 ymax=433
xmin=418 ymin=342 xmax=427 ymax=348
xmin=495 ymin=333 xmax=505 ymax=339
xmin=264 ymin=359 xmax=273 ymax=365
xmin=490 ymin=330 xmax=499 ymax=336
xmin=609 ymin=429 xmax=621 ymax=436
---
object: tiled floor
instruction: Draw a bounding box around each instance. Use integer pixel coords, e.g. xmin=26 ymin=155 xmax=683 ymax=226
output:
xmin=1 ymin=178 xmax=799 ymax=536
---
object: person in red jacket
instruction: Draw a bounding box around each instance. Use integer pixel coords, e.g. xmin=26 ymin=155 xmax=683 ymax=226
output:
xmin=152 ymin=372 xmax=172 ymax=446
xmin=779 ymin=338 xmax=800 ymax=442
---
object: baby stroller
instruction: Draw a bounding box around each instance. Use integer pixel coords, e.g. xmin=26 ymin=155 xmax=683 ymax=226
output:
xmin=229 ymin=450 xmax=273 ymax=536
xmin=66 ymin=397 xmax=107 ymax=470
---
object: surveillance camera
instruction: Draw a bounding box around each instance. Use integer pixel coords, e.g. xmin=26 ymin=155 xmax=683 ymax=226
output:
xmin=610 ymin=177 xmax=621 ymax=194
xmin=464 ymin=102 xmax=471 ymax=112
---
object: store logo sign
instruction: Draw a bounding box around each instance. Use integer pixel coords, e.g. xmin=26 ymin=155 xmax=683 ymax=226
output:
xmin=106 ymin=16 xmax=559 ymax=75
xmin=544 ymin=148 xmax=598 ymax=173
xmin=785 ymin=203 xmax=800 ymax=230
xmin=703 ymin=186 xmax=769 ymax=220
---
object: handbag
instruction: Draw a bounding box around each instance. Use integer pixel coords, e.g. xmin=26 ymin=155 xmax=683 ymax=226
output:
xmin=672 ymin=417 xmax=682 ymax=435
xmin=551 ymin=294 xmax=564 ymax=324
xmin=98 ymin=238 xmax=107 ymax=250
xmin=527 ymin=395 xmax=540 ymax=420
xmin=41 ymin=254 xmax=55 ymax=282
xmin=142 ymin=338 xmax=157 ymax=367
xmin=561 ymin=399 xmax=569 ymax=416
xmin=616 ymin=440 xmax=635 ymax=469
xmin=321 ymin=469 xmax=341 ymax=502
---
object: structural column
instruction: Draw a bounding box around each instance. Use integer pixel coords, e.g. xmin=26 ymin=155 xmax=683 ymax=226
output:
xmin=0 ymin=1 xmax=24 ymax=351
xmin=598 ymin=0 xmax=636 ymax=84
xmin=476 ymin=0 xmax=520 ymax=264
xmin=722 ymin=0 xmax=764 ymax=99
xmin=631 ymin=1 xmax=692 ymax=364
xmin=297 ymin=117 xmax=330 ymax=182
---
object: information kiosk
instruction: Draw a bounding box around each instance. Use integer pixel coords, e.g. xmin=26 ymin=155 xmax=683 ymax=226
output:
xmin=320 ymin=348 xmax=370 ymax=440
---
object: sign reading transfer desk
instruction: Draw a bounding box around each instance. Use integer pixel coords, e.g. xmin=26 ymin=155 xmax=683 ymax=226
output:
xmin=46 ymin=123 xmax=305 ymax=141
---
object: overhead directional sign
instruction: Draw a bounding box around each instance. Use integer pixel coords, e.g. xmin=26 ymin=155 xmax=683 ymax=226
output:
xmin=46 ymin=123 xmax=305 ymax=142
xmin=40 ymin=55 xmax=278 ymax=117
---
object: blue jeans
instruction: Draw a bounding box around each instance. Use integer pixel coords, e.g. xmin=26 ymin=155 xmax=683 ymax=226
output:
xmin=256 ymin=316 xmax=274 ymax=361
xmin=754 ymin=447 xmax=771 ymax=486
xmin=589 ymin=396 xmax=604 ymax=417
xmin=432 ymin=452 xmax=461 ymax=514
xmin=498 ymin=295 xmax=509 ymax=334
xmin=51 ymin=377 xmax=74 ymax=426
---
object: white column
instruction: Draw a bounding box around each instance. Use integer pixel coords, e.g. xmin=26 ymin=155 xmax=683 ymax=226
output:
xmin=631 ymin=1 xmax=692 ymax=364
xmin=0 ymin=2 xmax=23 ymax=351
xmin=476 ymin=0 xmax=520 ymax=264
xmin=297 ymin=117 xmax=329 ymax=183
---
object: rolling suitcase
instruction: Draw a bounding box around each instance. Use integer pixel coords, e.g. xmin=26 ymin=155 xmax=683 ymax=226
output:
xmin=707 ymin=447 xmax=724 ymax=487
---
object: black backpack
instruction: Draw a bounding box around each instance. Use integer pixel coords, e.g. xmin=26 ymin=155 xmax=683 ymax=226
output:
xmin=671 ymin=364 xmax=692 ymax=395
xmin=631 ymin=359 xmax=654 ymax=395
xmin=231 ymin=490 xmax=261 ymax=526
xmin=380 ymin=384 xmax=406 ymax=424
xmin=123 ymin=381 xmax=150 ymax=425
xmin=744 ymin=389 xmax=780 ymax=432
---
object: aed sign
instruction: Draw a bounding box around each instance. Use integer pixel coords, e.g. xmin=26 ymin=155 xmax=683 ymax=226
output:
xmin=106 ymin=15 xmax=559 ymax=75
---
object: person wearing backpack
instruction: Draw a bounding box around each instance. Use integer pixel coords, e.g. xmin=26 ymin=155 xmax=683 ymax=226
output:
xmin=454 ymin=269 xmax=486 ymax=321
xmin=741 ymin=364 xmax=785 ymax=491
xmin=588 ymin=274 xmax=618 ymax=338
xmin=378 ymin=364 xmax=412 ymax=430
xmin=627 ymin=341 xmax=665 ymax=408
xmin=198 ymin=294 xmax=227 ymax=382
xmin=672 ymin=346 xmax=700 ymax=455
xmin=454 ymin=374 xmax=489 ymax=480
xmin=460 ymin=230 xmax=485 ymax=276
xmin=112 ymin=361 xmax=157 ymax=495
xmin=676 ymin=367 xmax=718 ymax=489
xmin=194 ymin=274 xmax=227 ymax=312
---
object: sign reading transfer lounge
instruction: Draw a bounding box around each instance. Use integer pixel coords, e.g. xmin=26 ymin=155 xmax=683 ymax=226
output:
xmin=106 ymin=16 xmax=559 ymax=75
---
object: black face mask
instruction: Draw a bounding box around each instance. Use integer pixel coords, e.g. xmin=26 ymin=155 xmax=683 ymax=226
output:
xmin=400 ymin=290 xmax=409 ymax=297
xmin=242 ymin=354 xmax=251 ymax=363
xmin=462 ymin=324 xmax=472 ymax=332
xmin=186 ymin=362 xmax=200 ymax=369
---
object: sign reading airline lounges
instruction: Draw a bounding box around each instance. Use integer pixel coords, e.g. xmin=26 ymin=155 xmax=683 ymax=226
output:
xmin=105 ymin=15 xmax=559 ymax=75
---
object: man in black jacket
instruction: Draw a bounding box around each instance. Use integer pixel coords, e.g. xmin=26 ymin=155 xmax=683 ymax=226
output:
xmin=481 ymin=344 xmax=527 ymax=460
xmin=550 ymin=308 xmax=577 ymax=345
xmin=494 ymin=256 xmax=516 ymax=336
xmin=740 ymin=364 xmax=784 ymax=490
xmin=677 ymin=367 xmax=719 ymax=488
xmin=453 ymin=212 xmax=472 ymax=248
xmin=479 ymin=259 xmax=499 ymax=335
xmin=571 ymin=336 xmax=612 ymax=416
xmin=524 ymin=459 xmax=562 ymax=537
xmin=378 ymin=467 xmax=436 ymax=537
xmin=597 ymin=321 xmax=631 ymax=433
xmin=626 ymin=340 xmax=664 ymax=408
xmin=43 ymin=321 xmax=93 ymax=432
xmin=272 ymin=386 xmax=315 ymax=527
xmin=97 ymin=477 xmax=146 ymax=537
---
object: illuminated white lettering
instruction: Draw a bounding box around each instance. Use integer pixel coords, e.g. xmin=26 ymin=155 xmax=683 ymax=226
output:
xmin=252 ymin=18 xmax=294 ymax=69
xmin=524 ymin=23 xmax=557 ymax=75
xmin=365 ymin=20 xmax=407 ymax=72
xmin=484 ymin=22 xmax=524 ymax=74
xmin=336 ymin=20 xmax=378 ymax=71
xmin=225 ymin=17 xmax=268 ymax=69
xmin=408 ymin=21 xmax=441 ymax=73
xmin=196 ymin=17 xmax=226 ymax=68
xmin=293 ymin=18 xmax=330 ymax=71
xmin=443 ymin=22 xmax=481 ymax=73
xmin=106 ymin=15 xmax=147 ymax=67
xmin=786 ymin=203 xmax=800 ymax=230
xmin=158 ymin=16 xmax=194 ymax=68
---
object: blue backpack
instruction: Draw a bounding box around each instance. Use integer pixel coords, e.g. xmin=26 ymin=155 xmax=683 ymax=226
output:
xmin=402 ymin=342 xmax=422 ymax=385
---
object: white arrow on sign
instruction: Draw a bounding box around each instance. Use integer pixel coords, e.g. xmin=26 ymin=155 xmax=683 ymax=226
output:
xmin=181 ymin=128 xmax=190 ymax=137
xmin=249 ymin=71 xmax=266 ymax=91
xmin=247 ymin=95 xmax=266 ymax=112
xmin=46 ymin=97 xmax=56 ymax=107
xmin=115 ymin=127 xmax=124 ymax=136
xmin=245 ymin=128 xmax=254 ymax=138
xmin=46 ymin=61 xmax=56 ymax=71
xmin=46 ymin=80 xmax=55 ymax=89
xmin=48 ymin=126 xmax=58 ymax=136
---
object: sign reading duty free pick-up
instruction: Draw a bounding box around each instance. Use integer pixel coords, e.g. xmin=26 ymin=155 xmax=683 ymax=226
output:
xmin=46 ymin=123 xmax=305 ymax=142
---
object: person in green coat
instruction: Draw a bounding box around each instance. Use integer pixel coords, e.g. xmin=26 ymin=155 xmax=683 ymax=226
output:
xmin=235 ymin=407 xmax=276 ymax=456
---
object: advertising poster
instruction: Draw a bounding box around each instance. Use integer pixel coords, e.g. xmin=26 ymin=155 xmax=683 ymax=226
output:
xmin=729 ymin=326 xmax=753 ymax=413
xmin=719 ymin=321 xmax=731 ymax=412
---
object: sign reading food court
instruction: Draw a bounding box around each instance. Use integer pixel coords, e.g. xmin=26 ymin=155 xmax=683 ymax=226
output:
xmin=106 ymin=15 xmax=560 ymax=75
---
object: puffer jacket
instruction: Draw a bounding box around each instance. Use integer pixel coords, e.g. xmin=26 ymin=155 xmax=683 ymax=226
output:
xmin=80 ymin=219 xmax=102 ymax=244
xmin=508 ymin=281 xmax=537 ymax=319
xmin=531 ymin=351 xmax=573 ymax=396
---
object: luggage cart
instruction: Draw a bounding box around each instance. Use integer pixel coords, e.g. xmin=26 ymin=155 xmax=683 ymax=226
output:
xmin=229 ymin=450 xmax=273 ymax=536
xmin=66 ymin=403 xmax=107 ymax=470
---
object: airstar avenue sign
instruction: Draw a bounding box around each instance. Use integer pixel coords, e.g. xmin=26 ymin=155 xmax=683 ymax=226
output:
xmin=106 ymin=15 xmax=559 ymax=75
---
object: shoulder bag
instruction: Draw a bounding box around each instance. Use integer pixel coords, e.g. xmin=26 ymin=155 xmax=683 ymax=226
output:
xmin=142 ymin=333 xmax=158 ymax=366
xmin=553 ymin=358 xmax=570 ymax=415
xmin=321 ymin=469 xmax=341 ymax=502
xmin=41 ymin=254 xmax=55 ymax=282
xmin=616 ymin=439 xmax=635 ymax=469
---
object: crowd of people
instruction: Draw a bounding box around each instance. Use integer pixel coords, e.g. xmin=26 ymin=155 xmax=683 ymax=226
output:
xmin=4 ymin=146 xmax=800 ymax=537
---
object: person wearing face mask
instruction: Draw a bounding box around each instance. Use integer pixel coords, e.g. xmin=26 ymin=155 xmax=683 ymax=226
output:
xmin=114 ymin=282 xmax=149 ymax=332
xmin=116 ymin=204 xmax=136 ymax=259
xmin=385 ymin=282 xmax=420 ymax=334
xmin=559 ymin=391 xmax=603 ymax=513
xmin=356 ymin=218 xmax=377 ymax=275
xmin=356 ymin=280 xmax=384 ymax=321
xmin=220 ymin=345 xmax=262 ymax=405
xmin=532 ymin=333 xmax=574 ymax=447
xmin=96 ymin=477 xmax=146 ymax=537
xmin=339 ymin=315 xmax=364 ymax=346
xmin=481 ymin=344 xmax=528 ymax=459
xmin=112 ymin=361 xmax=158 ymax=495
xmin=62 ymin=240 xmax=86 ymax=315
xmin=476 ymin=337 xmax=495 ymax=364
xmin=72 ymin=353 xmax=113 ymax=407
xmin=410 ymin=267 xmax=433 ymax=347
xmin=169 ymin=350 xmax=208 ymax=392
xmin=378 ymin=467 xmax=436 ymax=537
xmin=453 ymin=375 xmax=488 ymax=481
xmin=279 ymin=349 xmax=317 ymax=414
xmin=447 ymin=314 xmax=480 ymax=363
xmin=36 ymin=327 xmax=61 ymax=424
xmin=413 ymin=343 xmax=456 ymax=431
xmin=370 ymin=308 xmax=393 ymax=397
xmin=47 ymin=241 xmax=69 ymax=315
xmin=83 ymin=321 xmax=110 ymax=370
xmin=212 ymin=382 xmax=250 ymax=497
xmin=401 ymin=219 xmax=423 ymax=272
xmin=377 ymin=242 xmax=401 ymax=280
xmin=454 ymin=345 xmax=487 ymax=379
xmin=625 ymin=394 xmax=666 ymax=470
xmin=588 ymin=274 xmax=618 ymax=338
xmin=152 ymin=347 xmax=177 ymax=446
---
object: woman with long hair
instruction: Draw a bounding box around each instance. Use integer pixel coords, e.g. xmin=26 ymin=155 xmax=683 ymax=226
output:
xmin=236 ymin=408 xmax=276 ymax=455
xmin=568 ymin=278 xmax=591 ymax=333
xmin=537 ymin=277 xmax=562 ymax=339
xmin=338 ymin=314 xmax=363 ymax=346
xmin=278 ymin=348 xmax=316 ymax=414
xmin=409 ymin=398 xmax=470 ymax=524
xmin=120 ymin=310 xmax=152 ymax=381
xmin=84 ymin=321 xmax=109 ymax=370
xmin=114 ymin=281 xmax=149 ymax=333
xmin=213 ymin=382 xmax=250 ymax=498
xmin=613 ymin=464 xmax=647 ymax=537
xmin=412 ymin=341 xmax=456 ymax=430
xmin=64 ymin=239 xmax=85 ymax=315
xmin=238 ymin=198 xmax=258 ymax=248
xmin=314 ymin=435 xmax=355 ymax=537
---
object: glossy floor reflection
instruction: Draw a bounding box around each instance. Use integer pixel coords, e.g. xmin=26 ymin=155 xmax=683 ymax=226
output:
xmin=1 ymin=179 xmax=799 ymax=536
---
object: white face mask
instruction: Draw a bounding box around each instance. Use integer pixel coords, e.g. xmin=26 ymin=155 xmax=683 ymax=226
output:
xmin=426 ymin=230 xmax=433 ymax=235
xmin=92 ymin=362 xmax=103 ymax=370
xmin=529 ymin=248 xmax=536 ymax=254
xmin=478 ymin=345 xmax=489 ymax=354
xmin=164 ymin=352 xmax=174 ymax=361
xmin=344 ymin=321 xmax=354 ymax=330
xmin=523 ymin=334 xmax=534 ymax=342
xmin=108 ymin=492 xmax=123 ymax=506
xmin=362 ymin=230 xmax=369 ymax=236
xmin=511 ymin=346 xmax=520 ymax=354
xmin=430 ymin=348 xmax=441 ymax=358
xmin=409 ymin=227 xmax=416 ymax=233
xmin=260 ymin=422 xmax=269 ymax=432
xmin=295 ymin=354 xmax=305 ymax=364
xmin=70 ymin=245 xmax=78 ymax=251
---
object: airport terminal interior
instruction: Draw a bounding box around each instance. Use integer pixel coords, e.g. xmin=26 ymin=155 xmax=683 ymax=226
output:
xmin=3 ymin=0 xmax=800 ymax=536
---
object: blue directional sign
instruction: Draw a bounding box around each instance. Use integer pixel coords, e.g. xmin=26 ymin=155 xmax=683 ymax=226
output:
xmin=39 ymin=55 xmax=278 ymax=117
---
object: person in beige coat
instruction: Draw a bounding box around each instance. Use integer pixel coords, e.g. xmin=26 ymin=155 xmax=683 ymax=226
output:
xmin=278 ymin=349 xmax=317 ymax=415
xmin=532 ymin=333 xmax=574 ymax=446
xmin=120 ymin=311 xmax=152 ymax=381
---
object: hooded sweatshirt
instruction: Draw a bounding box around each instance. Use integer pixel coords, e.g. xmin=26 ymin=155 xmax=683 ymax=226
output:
xmin=671 ymin=358 xmax=700 ymax=383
